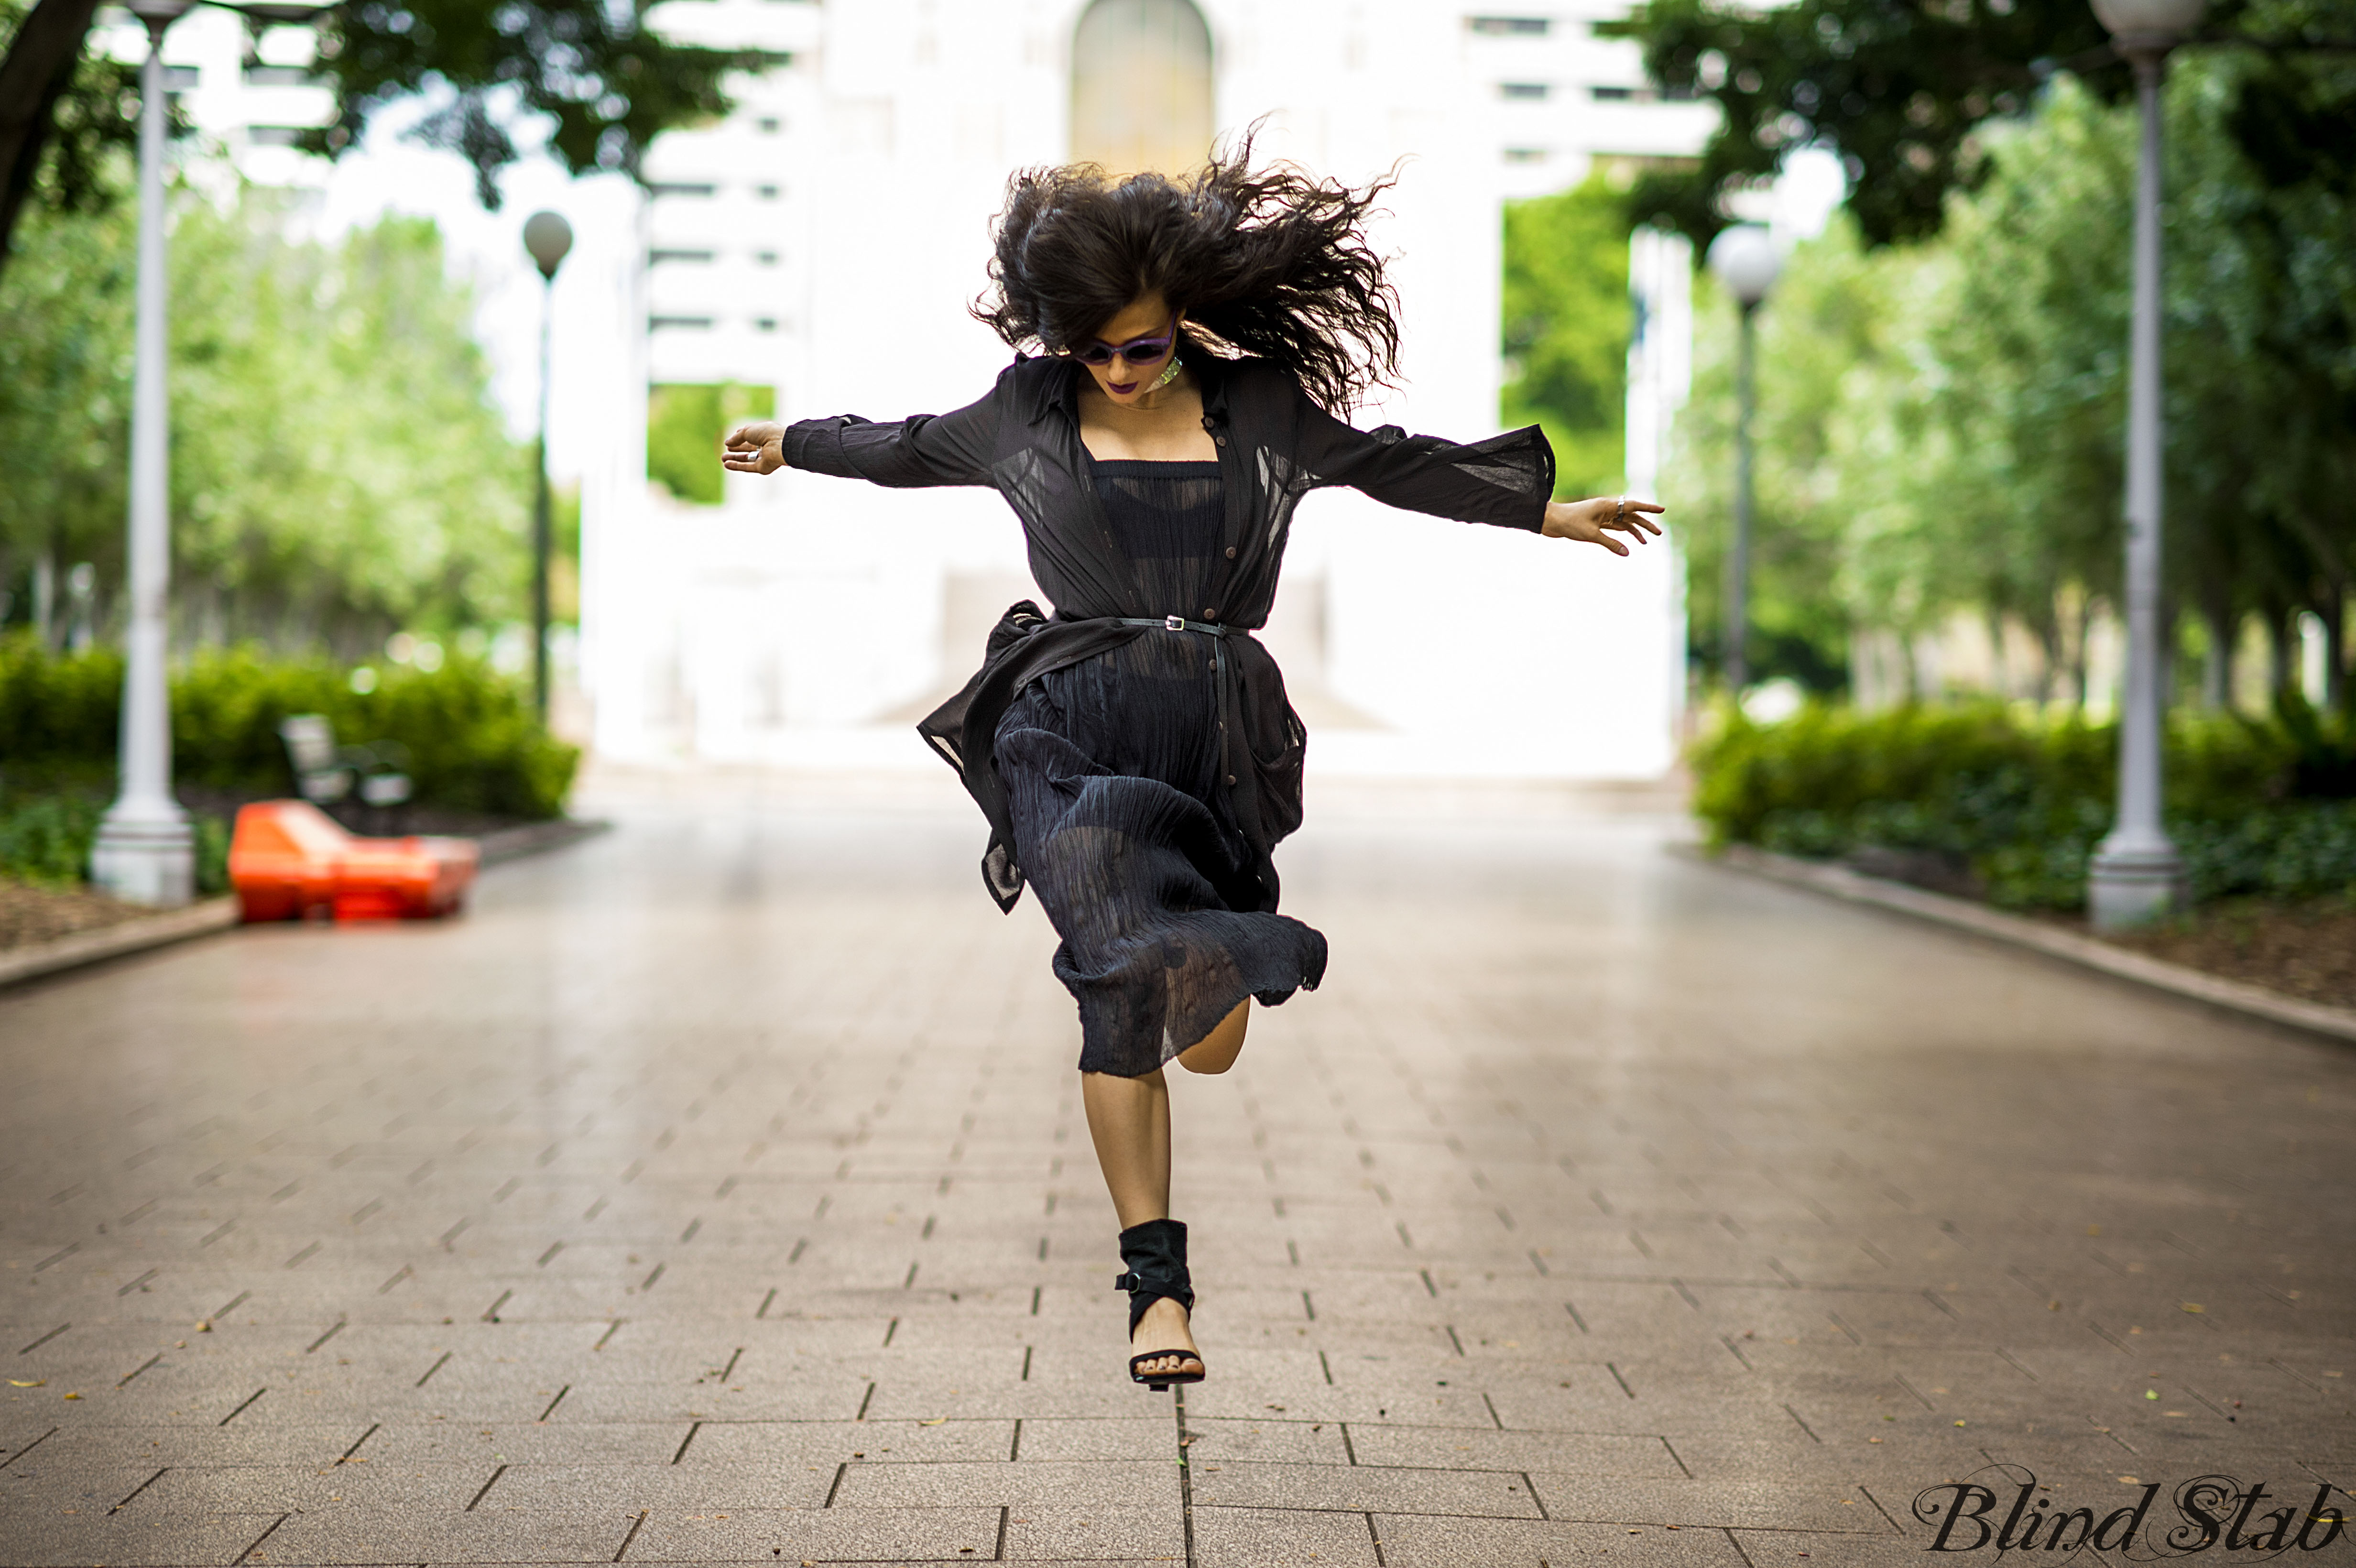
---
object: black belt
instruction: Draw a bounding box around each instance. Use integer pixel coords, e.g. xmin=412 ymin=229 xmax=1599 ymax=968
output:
xmin=1113 ymin=616 xmax=1242 ymax=792
xmin=1116 ymin=615 xmax=1228 ymax=637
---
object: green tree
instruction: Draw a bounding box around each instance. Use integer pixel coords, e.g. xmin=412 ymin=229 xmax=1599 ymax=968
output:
xmin=1851 ymin=79 xmax=2136 ymax=695
xmin=1672 ymin=61 xmax=2356 ymax=710
xmin=0 ymin=185 xmax=133 ymax=619
xmin=0 ymin=0 xmax=769 ymax=267
xmin=1500 ymin=176 xmax=1629 ymax=499
xmin=1867 ymin=63 xmax=2356 ymax=707
xmin=2165 ymin=46 xmax=2356 ymax=703
xmin=164 ymin=192 xmax=530 ymax=653
xmin=1610 ymin=3 xmax=2356 ymax=707
xmin=0 ymin=176 xmax=529 ymax=653
xmin=1603 ymin=0 xmax=2355 ymax=253
xmin=1604 ymin=0 xmax=2119 ymax=250
xmin=0 ymin=0 xmax=153 ymax=262
xmin=305 ymin=1 xmax=773 ymax=210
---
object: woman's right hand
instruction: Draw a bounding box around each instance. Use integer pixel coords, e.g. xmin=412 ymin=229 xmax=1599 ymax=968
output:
xmin=722 ymin=421 xmax=786 ymax=476
xmin=1541 ymin=495 xmax=1664 ymax=555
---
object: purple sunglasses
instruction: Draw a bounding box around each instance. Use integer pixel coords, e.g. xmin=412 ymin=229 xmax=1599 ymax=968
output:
xmin=1069 ymin=327 xmax=1177 ymax=368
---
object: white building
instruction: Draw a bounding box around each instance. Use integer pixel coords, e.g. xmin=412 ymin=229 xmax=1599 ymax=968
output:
xmin=99 ymin=0 xmax=1712 ymax=781
xmin=584 ymin=0 xmax=1712 ymax=778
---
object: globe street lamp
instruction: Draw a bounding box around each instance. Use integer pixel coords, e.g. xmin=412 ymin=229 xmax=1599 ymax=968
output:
xmin=1705 ymin=223 xmax=1781 ymax=693
xmin=522 ymin=210 xmax=573 ymax=721
xmin=90 ymin=0 xmax=198 ymax=908
xmin=2086 ymin=0 xmax=2203 ymax=931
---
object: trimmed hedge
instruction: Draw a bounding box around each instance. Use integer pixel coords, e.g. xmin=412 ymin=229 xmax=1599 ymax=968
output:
xmin=0 ymin=794 xmax=234 ymax=895
xmin=0 ymin=636 xmax=578 ymax=820
xmin=1690 ymin=701 xmax=2356 ymax=910
xmin=0 ymin=794 xmax=109 ymax=887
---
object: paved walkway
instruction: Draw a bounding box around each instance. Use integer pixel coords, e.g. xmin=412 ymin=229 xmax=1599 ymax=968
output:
xmin=2 ymin=774 xmax=2350 ymax=1567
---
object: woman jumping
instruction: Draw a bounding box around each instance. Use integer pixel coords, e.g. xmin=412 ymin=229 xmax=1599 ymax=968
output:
xmin=722 ymin=142 xmax=1662 ymax=1392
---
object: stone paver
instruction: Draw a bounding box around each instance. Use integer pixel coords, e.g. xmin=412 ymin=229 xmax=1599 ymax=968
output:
xmin=2 ymin=773 xmax=2351 ymax=1567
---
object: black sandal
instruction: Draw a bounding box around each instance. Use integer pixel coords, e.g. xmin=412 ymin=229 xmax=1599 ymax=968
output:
xmin=1116 ymin=1218 xmax=1205 ymax=1391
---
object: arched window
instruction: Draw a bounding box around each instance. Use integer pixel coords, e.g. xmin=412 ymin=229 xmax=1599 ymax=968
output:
xmin=1070 ymin=0 xmax=1214 ymax=177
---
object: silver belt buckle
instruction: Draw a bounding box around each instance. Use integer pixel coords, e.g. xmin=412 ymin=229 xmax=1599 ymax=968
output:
xmin=1164 ymin=615 xmax=1186 ymax=632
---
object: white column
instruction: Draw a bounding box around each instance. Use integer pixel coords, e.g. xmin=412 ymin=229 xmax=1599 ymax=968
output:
xmin=1625 ymin=227 xmax=1694 ymax=738
xmin=2086 ymin=44 xmax=2185 ymax=929
xmin=91 ymin=5 xmax=196 ymax=908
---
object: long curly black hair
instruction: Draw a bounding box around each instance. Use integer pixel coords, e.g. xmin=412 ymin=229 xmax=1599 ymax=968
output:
xmin=973 ymin=133 xmax=1403 ymax=413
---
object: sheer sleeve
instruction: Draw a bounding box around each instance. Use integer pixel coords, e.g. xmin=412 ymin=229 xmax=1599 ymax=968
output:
xmin=1292 ymin=389 xmax=1553 ymax=532
xmin=784 ymin=379 xmax=1002 ymax=489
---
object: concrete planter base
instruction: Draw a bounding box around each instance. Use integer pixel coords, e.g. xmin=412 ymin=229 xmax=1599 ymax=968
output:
xmin=0 ymin=896 xmax=240 ymax=991
xmin=1686 ymin=840 xmax=2356 ymax=1047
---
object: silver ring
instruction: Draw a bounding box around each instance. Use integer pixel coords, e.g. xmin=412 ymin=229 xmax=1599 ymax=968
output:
xmin=1615 ymin=496 xmax=1626 ymax=523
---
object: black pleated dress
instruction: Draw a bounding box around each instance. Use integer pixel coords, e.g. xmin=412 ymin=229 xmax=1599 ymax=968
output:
xmin=780 ymin=351 xmax=1558 ymax=1080
xmin=995 ymin=460 xmax=1327 ymax=1078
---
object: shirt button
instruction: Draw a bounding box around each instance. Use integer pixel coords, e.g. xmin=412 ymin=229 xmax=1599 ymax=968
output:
xmin=1224 ymin=546 xmax=1237 ymax=559
xmin=1204 ymin=608 xmax=1217 ymax=619
xmin=1213 ymin=434 xmax=1227 ymax=447
xmin=1225 ymin=774 xmax=1237 ymax=786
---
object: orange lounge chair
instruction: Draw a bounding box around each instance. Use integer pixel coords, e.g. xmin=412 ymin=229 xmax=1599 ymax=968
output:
xmin=228 ymin=800 xmax=479 ymax=923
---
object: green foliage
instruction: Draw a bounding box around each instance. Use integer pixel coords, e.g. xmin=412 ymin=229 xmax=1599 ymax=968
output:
xmin=171 ymin=647 xmax=581 ymax=818
xmin=0 ymin=0 xmax=178 ymax=256
xmin=1669 ymin=64 xmax=2356 ymax=697
xmin=1500 ymin=177 xmax=1629 ymax=499
xmin=0 ymin=635 xmax=580 ymax=821
xmin=1 ymin=187 xmax=530 ymax=653
xmin=0 ymin=626 xmax=117 ymax=755
xmin=2227 ymin=4 xmax=2356 ymax=195
xmin=2 ymin=0 xmax=766 ymax=268
xmin=1669 ymin=218 xmax=1901 ymax=692
xmin=2174 ymin=803 xmax=2356 ymax=905
xmin=1618 ymin=5 xmax=2356 ymax=706
xmin=2165 ymin=55 xmax=2356 ymax=669
xmin=0 ymin=184 xmax=135 ymax=595
xmin=1605 ymin=0 xmax=2356 ymax=255
xmin=167 ymin=197 xmax=532 ymax=650
xmin=1834 ymin=82 xmax=2134 ymax=672
xmin=190 ymin=812 xmax=229 ymax=895
xmin=305 ymin=2 xmax=775 ymax=209
xmin=0 ymin=793 xmax=104 ymax=887
xmin=1603 ymin=0 xmax=2120 ymax=250
xmin=648 ymin=382 xmax=774 ymax=506
xmin=1691 ymin=700 xmax=2356 ymax=909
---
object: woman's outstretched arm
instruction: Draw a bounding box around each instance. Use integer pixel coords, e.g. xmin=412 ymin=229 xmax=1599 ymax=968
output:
xmin=1279 ymin=370 xmax=1660 ymax=551
xmin=721 ymin=374 xmax=1006 ymax=488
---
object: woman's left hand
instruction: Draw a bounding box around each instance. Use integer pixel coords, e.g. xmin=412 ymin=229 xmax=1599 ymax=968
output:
xmin=722 ymin=421 xmax=787 ymax=476
xmin=1542 ymin=496 xmax=1665 ymax=556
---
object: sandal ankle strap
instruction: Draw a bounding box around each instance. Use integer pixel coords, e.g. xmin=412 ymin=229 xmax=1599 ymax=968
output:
xmin=1115 ymin=1218 xmax=1195 ymax=1328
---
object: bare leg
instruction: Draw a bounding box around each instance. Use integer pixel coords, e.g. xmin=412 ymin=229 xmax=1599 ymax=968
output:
xmin=1081 ymin=1069 xmax=1201 ymax=1378
xmin=1176 ymin=998 xmax=1250 ymax=1075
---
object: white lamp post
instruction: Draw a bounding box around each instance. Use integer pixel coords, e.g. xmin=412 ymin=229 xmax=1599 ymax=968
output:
xmin=90 ymin=0 xmax=197 ymax=908
xmin=1705 ymin=223 xmax=1781 ymax=693
xmin=2085 ymin=0 xmax=2203 ymax=931
xmin=522 ymin=210 xmax=573 ymax=721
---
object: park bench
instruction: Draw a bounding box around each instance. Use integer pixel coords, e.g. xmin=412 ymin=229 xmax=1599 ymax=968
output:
xmin=278 ymin=714 xmax=413 ymax=813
